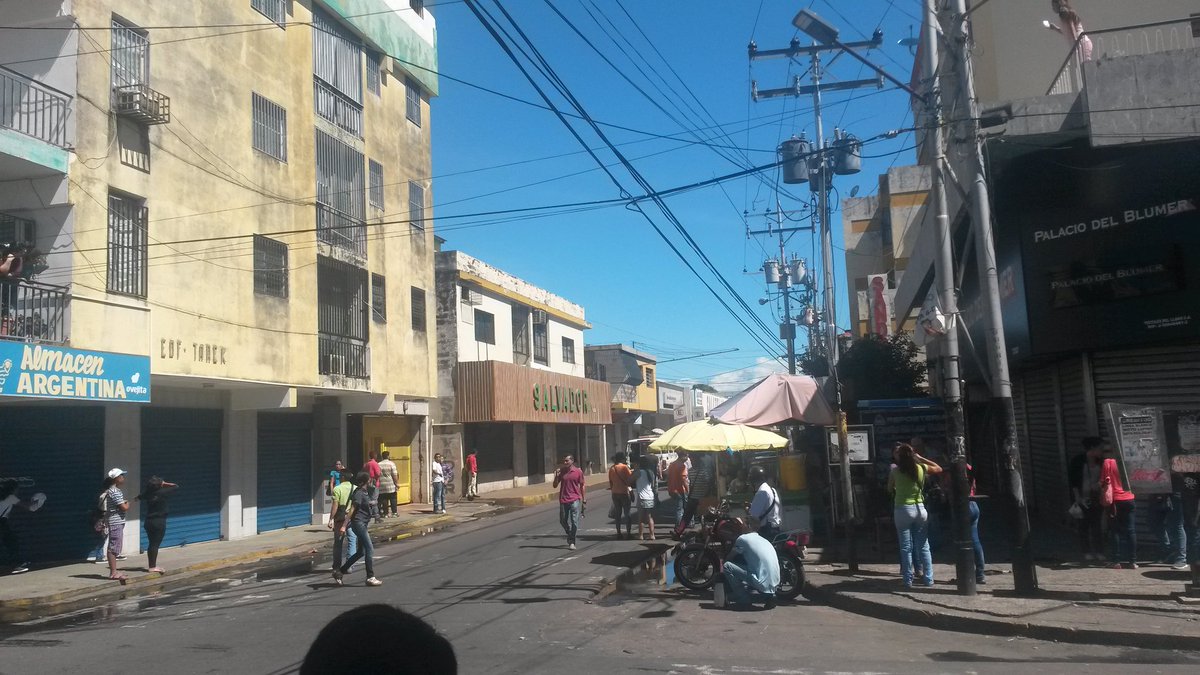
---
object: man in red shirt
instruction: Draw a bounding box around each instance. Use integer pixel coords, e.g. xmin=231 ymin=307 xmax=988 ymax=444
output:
xmin=667 ymin=450 xmax=690 ymax=527
xmin=608 ymin=453 xmax=633 ymax=539
xmin=553 ymin=454 xmax=586 ymax=550
xmin=365 ymin=451 xmax=382 ymax=523
xmin=465 ymin=449 xmax=479 ymax=501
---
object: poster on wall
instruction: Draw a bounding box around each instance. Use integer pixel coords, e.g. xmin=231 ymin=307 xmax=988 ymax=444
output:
xmin=1103 ymin=403 xmax=1171 ymax=494
xmin=1164 ymin=411 xmax=1200 ymax=474
xmin=827 ymin=424 xmax=873 ymax=464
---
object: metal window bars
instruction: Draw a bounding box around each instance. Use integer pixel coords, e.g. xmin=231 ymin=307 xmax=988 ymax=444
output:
xmin=405 ymin=77 xmax=421 ymax=126
xmin=252 ymin=93 xmax=287 ymax=161
xmin=367 ymin=51 xmax=382 ymax=96
xmin=410 ymin=286 xmax=426 ymax=332
xmin=253 ymin=234 xmax=288 ymax=298
xmin=106 ymin=193 xmax=148 ymax=298
xmin=0 ymin=66 xmax=70 ymax=148
xmin=369 ymin=159 xmax=384 ymax=209
xmin=315 ymin=130 xmax=366 ymax=257
xmin=371 ymin=273 xmax=386 ymax=322
xmin=0 ymin=280 xmax=69 ymax=344
xmin=408 ymin=181 xmax=425 ymax=230
xmin=251 ymin=0 xmax=288 ymax=27
xmin=317 ymin=255 xmax=370 ymax=379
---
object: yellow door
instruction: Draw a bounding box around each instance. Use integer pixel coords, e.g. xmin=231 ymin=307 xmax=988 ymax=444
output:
xmin=362 ymin=417 xmax=415 ymax=505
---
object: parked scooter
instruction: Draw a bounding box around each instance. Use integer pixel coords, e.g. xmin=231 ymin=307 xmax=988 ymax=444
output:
xmin=673 ymin=499 xmax=806 ymax=600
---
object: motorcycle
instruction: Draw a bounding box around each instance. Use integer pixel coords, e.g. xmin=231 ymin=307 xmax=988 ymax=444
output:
xmin=673 ymin=499 xmax=806 ymax=601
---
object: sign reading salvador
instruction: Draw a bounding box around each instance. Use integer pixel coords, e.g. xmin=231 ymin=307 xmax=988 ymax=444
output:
xmin=0 ymin=343 xmax=150 ymax=402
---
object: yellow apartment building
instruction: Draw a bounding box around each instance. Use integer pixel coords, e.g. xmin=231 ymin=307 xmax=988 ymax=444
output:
xmin=0 ymin=0 xmax=438 ymax=564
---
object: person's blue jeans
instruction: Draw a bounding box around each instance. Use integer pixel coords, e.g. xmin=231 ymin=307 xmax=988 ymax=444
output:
xmin=432 ymin=481 xmax=445 ymax=513
xmin=673 ymin=493 xmax=686 ymax=526
xmin=560 ymin=500 xmax=581 ymax=544
xmin=1152 ymin=493 xmax=1186 ymax=564
xmin=340 ymin=520 xmax=374 ymax=578
xmin=1110 ymin=500 xmax=1137 ymax=565
xmin=723 ymin=559 xmax=773 ymax=605
xmin=346 ymin=523 xmax=358 ymax=560
xmin=969 ymin=500 xmax=986 ymax=580
xmin=895 ymin=504 xmax=932 ymax=586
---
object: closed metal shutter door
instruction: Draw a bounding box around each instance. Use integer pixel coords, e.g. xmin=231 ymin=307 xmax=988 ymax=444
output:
xmin=141 ymin=407 xmax=223 ymax=548
xmin=1022 ymin=367 xmax=1062 ymax=518
xmin=0 ymin=406 xmax=104 ymax=564
xmin=257 ymin=413 xmax=313 ymax=533
xmin=1092 ymin=343 xmax=1200 ymax=547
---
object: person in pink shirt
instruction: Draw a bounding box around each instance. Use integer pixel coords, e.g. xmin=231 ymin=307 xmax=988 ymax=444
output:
xmin=552 ymin=454 xmax=586 ymax=550
xmin=1101 ymin=451 xmax=1138 ymax=569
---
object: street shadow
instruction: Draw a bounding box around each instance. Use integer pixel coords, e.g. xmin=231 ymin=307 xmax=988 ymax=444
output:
xmin=1142 ymin=569 xmax=1193 ymax=581
xmin=68 ymin=573 xmax=115 ymax=581
xmin=928 ymin=650 xmax=1196 ymax=665
xmin=500 ymin=597 xmax=551 ymax=604
xmin=517 ymin=545 xmax=572 ymax=550
xmin=590 ymin=544 xmax=670 ymax=568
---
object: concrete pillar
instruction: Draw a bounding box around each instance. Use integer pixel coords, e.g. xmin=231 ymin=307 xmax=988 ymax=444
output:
xmin=221 ymin=408 xmax=257 ymax=540
xmin=104 ymin=404 xmax=141 ymax=554
xmin=311 ymin=399 xmax=344 ymax=524
xmin=512 ymin=423 xmax=528 ymax=487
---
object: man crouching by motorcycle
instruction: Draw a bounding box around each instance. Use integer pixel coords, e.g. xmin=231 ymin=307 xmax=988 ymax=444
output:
xmin=721 ymin=520 xmax=780 ymax=610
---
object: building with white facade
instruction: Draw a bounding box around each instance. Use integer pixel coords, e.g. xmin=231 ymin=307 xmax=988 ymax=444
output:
xmin=433 ymin=251 xmax=611 ymax=493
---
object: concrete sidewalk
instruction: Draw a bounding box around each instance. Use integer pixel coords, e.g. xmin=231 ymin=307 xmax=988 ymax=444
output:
xmin=802 ymin=559 xmax=1200 ymax=650
xmin=0 ymin=476 xmax=615 ymax=622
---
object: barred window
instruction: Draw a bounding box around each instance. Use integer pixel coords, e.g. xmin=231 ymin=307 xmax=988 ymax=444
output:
xmin=474 ymin=310 xmax=495 ymax=345
xmin=315 ymin=130 xmax=366 ymax=256
xmin=111 ymin=19 xmax=148 ymax=89
xmin=371 ymin=273 xmax=387 ymax=323
xmin=253 ymin=235 xmax=288 ymax=298
xmin=107 ymin=191 xmax=147 ymax=298
xmin=405 ymin=77 xmax=421 ymax=126
xmin=562 ymin=337 xmax=575 ymax=364
xmin=366 ymin=51 xmax=381 ymax=96
xmin=410 ymin=0 xmax=424 ymax=17
xmin=532 ymin=321 xmax=548 ymax=365
xmin=252 ymin=93 xmax=287 ymax=162
xmin=313 ymin=8 xmax=363 ymax=137
xmin=408 ymin=181 xmax=425 ymax=230
xmin=411 ymin=286 xmax=426 ymax=332
xmin=369 ymin=159 xmax=384 ymax=210
xmin=645 ymin=367 xmax=655 ymax=388
xmin=251 ymin=0 xmax=287 ymax=27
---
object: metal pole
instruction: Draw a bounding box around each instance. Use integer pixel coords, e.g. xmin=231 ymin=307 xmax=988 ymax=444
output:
xmin=923 ymin=0 xmax=974 ymax=596
xmin=949 ymin=0 xmax=1038 ymax=595
xmin=809 ymin=50 xmax=857 ymax=571
xmin=779 ymin=210 xmax=798 ymax=376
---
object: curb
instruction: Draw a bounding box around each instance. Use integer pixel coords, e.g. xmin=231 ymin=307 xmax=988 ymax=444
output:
xmin=0 ymin=514 xmax=455 ymax=623
xmin=801 ymin=577 xmax=1200 ymax=651
xmin=491 ymin=493 xmax=554 ymax=507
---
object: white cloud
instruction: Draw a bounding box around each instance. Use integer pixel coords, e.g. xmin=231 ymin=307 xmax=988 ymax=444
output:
xmin=704 ymin=357 xmax=785 ymax=395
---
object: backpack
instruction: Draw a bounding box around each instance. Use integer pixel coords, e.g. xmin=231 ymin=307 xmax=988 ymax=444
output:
xmin=89 ymin=491 xmax=108 ymax=532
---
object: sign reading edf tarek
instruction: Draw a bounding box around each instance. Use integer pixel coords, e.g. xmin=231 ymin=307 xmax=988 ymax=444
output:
xmin=0 ymin=342 xmax=151 ymax=402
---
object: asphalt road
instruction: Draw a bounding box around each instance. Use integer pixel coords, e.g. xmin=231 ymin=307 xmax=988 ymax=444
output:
xmin=3 ymin=502 xmax=1200 ymax=675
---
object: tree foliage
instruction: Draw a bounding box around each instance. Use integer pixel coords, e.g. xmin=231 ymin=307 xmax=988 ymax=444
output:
xmin=831 ymin=333 xmax=927 ymax=408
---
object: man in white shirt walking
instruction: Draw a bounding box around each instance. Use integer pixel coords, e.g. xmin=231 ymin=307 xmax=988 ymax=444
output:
xmin=748 ymin=466 xmax=782 ymax=542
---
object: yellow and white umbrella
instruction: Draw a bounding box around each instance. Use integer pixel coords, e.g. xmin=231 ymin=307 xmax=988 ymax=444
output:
xmin=647 ymin=419 xmax=788 ymax=453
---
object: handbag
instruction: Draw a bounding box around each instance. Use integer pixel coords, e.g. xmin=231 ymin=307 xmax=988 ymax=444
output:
xmin=1067 ymin=501 xmax=1084 ymax=520
xmin=1100 ymin=477 xmax=1115 ymax=508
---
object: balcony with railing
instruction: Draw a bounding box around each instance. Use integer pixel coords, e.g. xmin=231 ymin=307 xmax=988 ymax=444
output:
xmin=1047 ymin=18 xmax=1199 ymax=96
xmin=112 ymin=84 xmax=170 ymax=125
xmin=0 ymin=280 xmax=69 ymax=345
xmin=316 ymin=203 xmax=367 ymax=258
xmin=318 ymin=334 xmax=370 ymax=380
xmin=0 ymin=66 xmax=71 ymax=149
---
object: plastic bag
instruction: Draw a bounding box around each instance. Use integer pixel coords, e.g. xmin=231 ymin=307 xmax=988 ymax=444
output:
xmin=1067 ymin=502 xmax=1084 ymax=520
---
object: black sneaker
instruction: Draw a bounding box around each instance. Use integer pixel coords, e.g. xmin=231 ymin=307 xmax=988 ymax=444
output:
xmin=763 ymin=596 xmax=777 ymax=610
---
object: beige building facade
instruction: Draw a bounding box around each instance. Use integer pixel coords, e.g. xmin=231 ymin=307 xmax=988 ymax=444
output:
xmin=0 ymin=0 xmax=439 ymax=564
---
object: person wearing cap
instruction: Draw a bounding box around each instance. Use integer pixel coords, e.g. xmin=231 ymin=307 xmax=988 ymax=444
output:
xmin=103 ymin=468 xmax=130 ymax=581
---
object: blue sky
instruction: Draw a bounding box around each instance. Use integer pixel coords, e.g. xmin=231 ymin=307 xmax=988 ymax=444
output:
xmin=429 ymin=1 xmax=922 ymax=392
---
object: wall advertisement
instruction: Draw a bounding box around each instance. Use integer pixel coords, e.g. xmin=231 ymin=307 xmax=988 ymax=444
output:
xmin=0 ymin=342 xmax=150 ymax=403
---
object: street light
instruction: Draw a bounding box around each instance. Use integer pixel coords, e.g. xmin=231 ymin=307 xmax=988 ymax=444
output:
xmin=792 ymin=9 xmax=840 ymax=45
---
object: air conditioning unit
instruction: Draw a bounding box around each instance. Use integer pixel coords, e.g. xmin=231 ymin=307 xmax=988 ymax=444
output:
xmin=324 ymin=354 xmax=345 ymax=376
xmin=532 ymin=309 xmax=548 ymax=324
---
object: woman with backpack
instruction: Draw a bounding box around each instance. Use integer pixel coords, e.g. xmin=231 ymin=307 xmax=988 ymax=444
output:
xmin=887 ymin=443 xmax=943 ymax=588
xmin=631 ymin=456 xmax=658 ymax=540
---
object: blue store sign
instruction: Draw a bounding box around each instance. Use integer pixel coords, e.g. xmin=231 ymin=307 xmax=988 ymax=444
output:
xmin=0 ymin=343 xmax=150 ymax=402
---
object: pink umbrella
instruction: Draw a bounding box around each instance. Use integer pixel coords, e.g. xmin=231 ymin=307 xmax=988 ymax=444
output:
xmin=708 ymin=373 xmax=836 ymax=427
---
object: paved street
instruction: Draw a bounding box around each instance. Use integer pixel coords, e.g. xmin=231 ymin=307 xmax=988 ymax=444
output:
xmin=3 ymin=504 xmax=1200 ymax=674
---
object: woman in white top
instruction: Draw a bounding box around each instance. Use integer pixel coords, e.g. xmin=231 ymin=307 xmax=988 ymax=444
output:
xmin=631 ymin=456 xmax=658 ymax=540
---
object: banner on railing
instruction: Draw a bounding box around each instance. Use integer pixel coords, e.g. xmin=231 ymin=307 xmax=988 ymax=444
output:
xmin=0 ymin=342 xmax=150 ymax=402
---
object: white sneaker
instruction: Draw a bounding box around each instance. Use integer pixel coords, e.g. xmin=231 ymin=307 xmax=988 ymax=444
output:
xmin=568 ymin=543 xmax=577 ymax=550
xmin=85 ymin=555 xmax=99 ymax=563
xmin=366 ymin=577 xmax=383 ymax=587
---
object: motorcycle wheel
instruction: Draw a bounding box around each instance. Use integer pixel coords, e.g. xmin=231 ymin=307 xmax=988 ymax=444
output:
xmin=673 ymin=546 xmax=720 ymax=591
xmin=775 ymin=549 xmax=806 ymax=601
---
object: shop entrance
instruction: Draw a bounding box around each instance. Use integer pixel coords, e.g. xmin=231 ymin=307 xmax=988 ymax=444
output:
xmin=527 ymin=423 xmax=545 ymax=483
xmin=361 ymin=416 xmax=415 ymax=504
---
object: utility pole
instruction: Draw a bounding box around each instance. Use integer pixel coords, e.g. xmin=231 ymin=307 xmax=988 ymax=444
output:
xmin=751 ymin=204 xmax=811 ymax=376
xmin=750 ymin=23 xmax=886 ymax=572
xmin=947 ymin=0 xmax=1038 ymax=594
xmin=922 ymin=0 xmax=975 ymax=596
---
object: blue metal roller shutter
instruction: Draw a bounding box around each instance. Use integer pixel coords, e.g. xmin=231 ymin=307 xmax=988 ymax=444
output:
xmin=0 ymin=406 xmax=105 ymax=564
xmin=140 ymin=407 xmax=222 ymax=549
xmin=256 ymin=413 xmax=313 ymax=532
